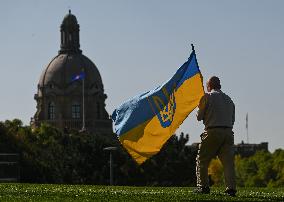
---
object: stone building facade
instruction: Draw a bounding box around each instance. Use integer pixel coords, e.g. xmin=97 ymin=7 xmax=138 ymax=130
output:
xmin=31 ymin=11 xmax=112 ymax=134
xmin=234 ymin=141 xmax=268 ymax=157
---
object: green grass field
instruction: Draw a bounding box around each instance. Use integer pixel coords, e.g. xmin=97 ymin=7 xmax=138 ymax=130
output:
xmin=0 ymin=183 xmax=283 ymax=201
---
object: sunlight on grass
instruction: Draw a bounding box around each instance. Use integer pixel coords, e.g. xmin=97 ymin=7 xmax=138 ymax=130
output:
xmin=0 ymin=184 xmax=283 ymax=201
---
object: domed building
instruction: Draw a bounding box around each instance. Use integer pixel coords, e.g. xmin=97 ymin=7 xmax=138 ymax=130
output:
xmin=32 ymin=11 xmax=112 ymax=134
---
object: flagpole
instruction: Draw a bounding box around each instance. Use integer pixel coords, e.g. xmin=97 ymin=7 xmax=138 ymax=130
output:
xmin=82 ymin=69 xmax=86 ymax=131
xmin=246 ymin=113 xmax=249 ymax=143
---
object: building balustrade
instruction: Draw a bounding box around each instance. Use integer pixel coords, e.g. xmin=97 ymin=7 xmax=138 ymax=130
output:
xmin=32 ymin=119 xmax=112 ymax=132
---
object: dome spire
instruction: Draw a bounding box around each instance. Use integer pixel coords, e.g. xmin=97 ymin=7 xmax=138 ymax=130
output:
xmin=59 ymin=11 xmax=82 ymax=54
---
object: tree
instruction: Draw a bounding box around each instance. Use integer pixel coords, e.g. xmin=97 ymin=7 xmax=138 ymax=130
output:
xmin=268 ymin=149 xmax=284 ymax=187
xmin=235 ymin=150 xmax=284 ymax=187
xmin=208 ymin=158 xmax=224 ymax=186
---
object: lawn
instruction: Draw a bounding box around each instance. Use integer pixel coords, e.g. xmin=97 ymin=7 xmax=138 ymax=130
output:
xmin=0 ymin=183 xmax=283 ymax=201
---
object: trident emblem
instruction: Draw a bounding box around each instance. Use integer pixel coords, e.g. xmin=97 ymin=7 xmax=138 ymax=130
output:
xmin=150 ymin=84 xmax=177 ymax=128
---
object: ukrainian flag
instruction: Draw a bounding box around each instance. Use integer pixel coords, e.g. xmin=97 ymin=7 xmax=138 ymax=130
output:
xmin=112 ymin=48 xmax=204 ymax=164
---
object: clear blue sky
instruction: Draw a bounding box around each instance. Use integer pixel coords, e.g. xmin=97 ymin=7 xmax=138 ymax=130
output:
xmin=0 ymin=1 xmax=283 ymax=151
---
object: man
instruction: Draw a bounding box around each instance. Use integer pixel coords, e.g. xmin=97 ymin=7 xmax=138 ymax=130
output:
xmin=195 ymin=76 xmax=236 ymax=196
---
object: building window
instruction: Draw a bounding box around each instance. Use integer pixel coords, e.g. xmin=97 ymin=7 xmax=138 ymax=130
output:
xmin=97 ymin=102 xmax=101 ymax=119
xmin=72 ymin=104 xmax=80 ymax=119
xmin=48 ymin=102 xmax=55 ymax=120
xmin=49 ymin=83 xmax=54 ymax=89
xmin=69 ymin=33 xmax=72 ymax=42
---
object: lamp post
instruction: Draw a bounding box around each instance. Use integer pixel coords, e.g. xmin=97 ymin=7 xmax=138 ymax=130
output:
xmin=103 ymin=146 xmax=117 ymax=185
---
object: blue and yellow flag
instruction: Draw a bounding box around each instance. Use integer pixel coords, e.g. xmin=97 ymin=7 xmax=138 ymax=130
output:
xmin=71 ymin=72 xmax=85 ymax=82
xmin=112 ymin=49 xmax=204 ymax=164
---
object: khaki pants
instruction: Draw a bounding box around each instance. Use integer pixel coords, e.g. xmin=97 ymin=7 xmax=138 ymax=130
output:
xmin=196 ymin=128 xmax=236 ymax=190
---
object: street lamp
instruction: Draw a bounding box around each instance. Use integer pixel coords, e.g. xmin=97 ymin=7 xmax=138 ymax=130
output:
xmin=103 ymin=146 xmax=117 ymax=185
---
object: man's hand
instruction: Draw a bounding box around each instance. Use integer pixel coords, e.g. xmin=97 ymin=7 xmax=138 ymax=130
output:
xmin=196 ymin=94 xmax=208 ymax=121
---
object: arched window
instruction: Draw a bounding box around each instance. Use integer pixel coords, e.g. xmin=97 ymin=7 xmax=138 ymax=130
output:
xmin=49 ymin=83 xmax=54 ymax=89
xmin=97 ymin=102 xmax=101 ymax=119
xmin=62 ymin=32 xmax=66 ymax=44
xmin=68 ymin=33 xmax=72 ymax=42
xmin=61 ymin=32 xmax=63 ymax=44
xmin=48 ymin=102 xmax=55 ymax=120
xmin=72 ymin=103 xmax=80 ymax=119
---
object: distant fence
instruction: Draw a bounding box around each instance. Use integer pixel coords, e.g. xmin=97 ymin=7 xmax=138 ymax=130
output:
xmin=0 ymin=153 xmax=20 ymax=182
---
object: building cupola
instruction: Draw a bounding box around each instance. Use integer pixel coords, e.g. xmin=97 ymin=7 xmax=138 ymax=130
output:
xmin=59 ymin=10 xmax=82 ymax=54
xmin=32 ymin=11 xmax=112 ymax=134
